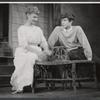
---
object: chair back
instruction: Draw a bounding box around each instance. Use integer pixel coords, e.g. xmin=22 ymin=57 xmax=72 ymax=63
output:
xmin=48 ymin=46 xmax=69 ymax=61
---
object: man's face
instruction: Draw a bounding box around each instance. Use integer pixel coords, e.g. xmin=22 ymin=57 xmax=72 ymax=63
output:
xmin=61 ymin=18 xmax=72 ymax=29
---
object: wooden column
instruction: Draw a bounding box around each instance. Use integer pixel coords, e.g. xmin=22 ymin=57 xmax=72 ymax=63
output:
xmin=52 ymin=4 xmax=61 ymax=29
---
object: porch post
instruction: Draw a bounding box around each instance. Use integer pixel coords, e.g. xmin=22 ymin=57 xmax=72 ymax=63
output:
xmin=8 ymin=4 xmax=12 ymax=49
xmin=52 ymin=4 xmax=61 ymax=28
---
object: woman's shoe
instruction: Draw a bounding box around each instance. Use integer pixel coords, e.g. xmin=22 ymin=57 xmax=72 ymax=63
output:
xmin=12 ymin=90 xmax=23 ymax=94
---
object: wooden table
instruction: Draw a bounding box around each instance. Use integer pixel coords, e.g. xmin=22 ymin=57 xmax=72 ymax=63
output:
xmin=33 ymin=60 xmax=99 ymax=94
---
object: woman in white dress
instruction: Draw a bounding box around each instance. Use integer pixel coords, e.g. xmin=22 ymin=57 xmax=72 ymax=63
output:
xmin=10 ymin=6 xmax=52 ymax=94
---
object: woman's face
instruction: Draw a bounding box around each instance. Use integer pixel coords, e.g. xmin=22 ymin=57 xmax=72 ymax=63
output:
xmin=27 ymin=13 xmax=39 ymax=25
xmin=61 ymin=17 xmax=72 ymax=29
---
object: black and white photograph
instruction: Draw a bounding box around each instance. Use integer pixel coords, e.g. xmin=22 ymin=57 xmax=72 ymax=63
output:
xmin=0 ymin=2 xmax=100 ymax=98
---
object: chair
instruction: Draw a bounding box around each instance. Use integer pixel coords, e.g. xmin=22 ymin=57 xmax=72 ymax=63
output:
xmin=32 ymin=46 xmax=99 ymax=94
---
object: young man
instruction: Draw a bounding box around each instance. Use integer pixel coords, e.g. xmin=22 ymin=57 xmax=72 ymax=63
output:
xmin=48 ymin=12 xmax=92 ymax=61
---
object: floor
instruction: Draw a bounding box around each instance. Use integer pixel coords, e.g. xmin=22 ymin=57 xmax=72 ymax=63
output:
xmin=0 ymin=82 xmax=100 ymax=98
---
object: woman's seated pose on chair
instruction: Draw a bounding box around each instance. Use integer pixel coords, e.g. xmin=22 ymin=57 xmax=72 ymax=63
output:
xmin=10 ymin=6 xmax=52 ymax=94
xmin=48 ymin=12 xmax=92 ymax=61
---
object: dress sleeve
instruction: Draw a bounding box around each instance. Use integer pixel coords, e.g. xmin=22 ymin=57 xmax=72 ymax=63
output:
xmin=39 ymin=28 xmax=48 ymax=49
xmin=17 ymin=26 xmax=28 ymax=49
xmin=77 ymin=26 xmax=92 ymax=60
xmin=48 ymin=26 xmax=59 ymax=49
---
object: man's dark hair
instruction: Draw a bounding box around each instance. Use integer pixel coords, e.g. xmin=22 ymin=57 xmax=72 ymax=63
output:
xmin=60 ymin=12 xmax=75 ymax=22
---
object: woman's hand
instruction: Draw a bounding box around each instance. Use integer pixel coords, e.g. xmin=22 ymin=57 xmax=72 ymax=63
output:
xmin=37 ymin=52 xmax=47 ymax=61
xmin=43 ymin=49 xmax=52 ymax=56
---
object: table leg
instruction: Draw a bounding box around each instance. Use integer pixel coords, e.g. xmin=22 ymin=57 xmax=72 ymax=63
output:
xmin=62 ymin=81 xmax=64 ymax=91
xmin=94 ymin=63 xmax=100 ymax=90
xmin=46 ymin=81 xmax=50 ymax=90
xmin=78 ymin=81 xmax=82 ymax=88
xmin=51 ymin=81 xmax=55 ymax=90
xmin=62 ymin=69 xmax=65 ymax=90
xmin=65 ymin=68 xmax=68 ymax=89
xmin=32 ymin=70 xmax=36 ymax=93
xmin=72 ymin=63 xmax=76 ymax=94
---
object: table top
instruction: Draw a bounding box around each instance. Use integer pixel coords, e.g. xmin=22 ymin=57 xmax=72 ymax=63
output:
xmin=35 ymin=60 xmax=94 ymax=65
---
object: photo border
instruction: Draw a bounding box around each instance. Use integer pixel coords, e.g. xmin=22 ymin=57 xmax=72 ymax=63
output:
xmin=0 ymin=1 xmax=100 ymax=100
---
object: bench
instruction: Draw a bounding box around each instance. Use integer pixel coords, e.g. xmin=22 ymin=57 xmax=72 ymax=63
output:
xmin=32 ymin=46 xmax=99 ymax=94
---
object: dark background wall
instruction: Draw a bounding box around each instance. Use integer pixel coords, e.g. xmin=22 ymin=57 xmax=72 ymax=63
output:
xmin=61 ymin=4 xmax=100 ymax=59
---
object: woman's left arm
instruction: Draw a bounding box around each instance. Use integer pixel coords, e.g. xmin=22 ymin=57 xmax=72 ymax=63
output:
xmin=40 ymin=29 xmax=52 ymax=56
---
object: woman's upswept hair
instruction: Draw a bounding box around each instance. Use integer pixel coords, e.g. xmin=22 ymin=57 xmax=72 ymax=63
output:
xmin=60 ymin=12 xmax=75 ymax=22
xmin=25 ymin=6 xmax=40 ymax=15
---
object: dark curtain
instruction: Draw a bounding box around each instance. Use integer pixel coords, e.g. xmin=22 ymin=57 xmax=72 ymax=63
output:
xmin=52 ymin=4 xmax=61 ymax=29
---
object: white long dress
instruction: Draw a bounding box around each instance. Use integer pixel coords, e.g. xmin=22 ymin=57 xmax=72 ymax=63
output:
xmin=10 ymin=25 xmax=48 ymax=91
